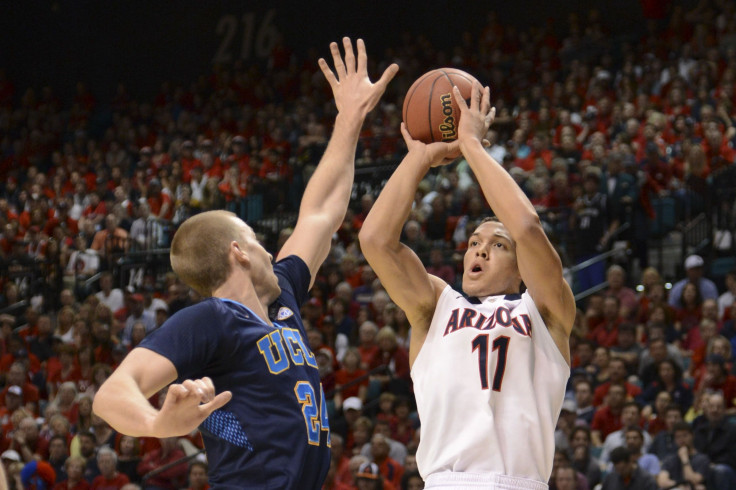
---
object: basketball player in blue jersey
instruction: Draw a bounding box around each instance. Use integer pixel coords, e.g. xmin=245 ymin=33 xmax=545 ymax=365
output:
xmin=360 ymin=83 xmax=576 ymax=489
xmin=92 ymin=38 xmax=398 ymax=489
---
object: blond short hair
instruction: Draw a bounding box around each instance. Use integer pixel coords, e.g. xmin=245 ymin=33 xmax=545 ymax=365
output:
xmin=170 ymin=210 xmax=242 ymax=296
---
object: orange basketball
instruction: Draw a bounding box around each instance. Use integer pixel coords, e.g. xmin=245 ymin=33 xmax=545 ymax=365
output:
xmin=402 ymin=68 xmax=479 ymax=144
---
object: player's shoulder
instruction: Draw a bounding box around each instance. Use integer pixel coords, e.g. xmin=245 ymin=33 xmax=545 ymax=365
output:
xmin=274 ymin=254 xmax=309 ymax=275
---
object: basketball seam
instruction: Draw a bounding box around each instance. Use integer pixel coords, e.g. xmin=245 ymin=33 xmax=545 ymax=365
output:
xmin=403 ymin=70 xmax=436 ymax=140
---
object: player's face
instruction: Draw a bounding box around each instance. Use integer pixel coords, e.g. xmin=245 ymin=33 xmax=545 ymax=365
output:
xmin=462 ymin=221 xmax=521 ymax=297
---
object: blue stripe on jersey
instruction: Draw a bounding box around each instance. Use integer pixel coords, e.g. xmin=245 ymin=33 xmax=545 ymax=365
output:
xmin=201 ymin=410 xmax=253 ymax=451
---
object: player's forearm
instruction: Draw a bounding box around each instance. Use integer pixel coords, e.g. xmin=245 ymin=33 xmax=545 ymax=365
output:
xmin=459 ymin=138 xmax=541 ymax=237
xmin=298 ymin=113 xmax=362 ymax=230
xmin=360 ymin=150 xmax=429 ymax=250
xmin=93 ymin=374 xmax=159 ymax=437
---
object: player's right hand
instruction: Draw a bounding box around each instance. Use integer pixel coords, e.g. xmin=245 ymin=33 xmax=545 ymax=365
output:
xmin=318 ymin=37 xmax=399 ymax=119
xmin=400 ymin=122 xmax=460 ymax=167
xmin=152 ymin=377 xmax=232 ymax=437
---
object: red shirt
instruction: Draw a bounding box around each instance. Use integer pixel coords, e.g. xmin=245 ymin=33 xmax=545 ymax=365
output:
xmin=377 ymin=457 xmax=404 ymax=488
xmin=591 ymin=406 xmax=622 ymax=439
xmin=369 ymin=347 xmax=410 ymax=381
xmin=334 ymin=368 xmax=368 ymax=400
xmin=54 ymin=480 xmax=91 ymax=490
xmin=1 ymin=382 xmax=40 ymax=407
xmin=593 ymin=381 xmax=642 ymax=407
xmin=586 ymin=320 xmax=621 ymax=348
xmin=137 ymin=447 xmax=188 ymax=489
xmin=91 ymin=472 xmax=130 ymax=490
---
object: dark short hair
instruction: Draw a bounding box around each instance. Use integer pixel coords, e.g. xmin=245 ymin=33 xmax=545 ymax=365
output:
xmin=672 ymin=421 xmax=692 ymax=434
xmin=623 ymin=401 xmax=640 ymax=412
xmin=77 ymin=430 xmax=95 ymax=441
xmin=624 ymin=426 xmax=643 ymax=438
xmin=570 ymin=426 xmax=591 ymax=443
xmin=189 ymin=461 xmax=208 ymax=473
xmin=609 ymin=446 xmax=631 ymax=464
xmin=664 ymin=403 xmax=682 ymax=416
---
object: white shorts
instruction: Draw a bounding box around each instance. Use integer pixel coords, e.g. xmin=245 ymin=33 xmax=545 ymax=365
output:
xmin=424 ymin=472 xmax=548 ymax=490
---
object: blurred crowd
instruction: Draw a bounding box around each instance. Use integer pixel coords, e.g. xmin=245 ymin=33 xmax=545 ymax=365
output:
xmin=2 ymin=0 xmax=736 ymax=489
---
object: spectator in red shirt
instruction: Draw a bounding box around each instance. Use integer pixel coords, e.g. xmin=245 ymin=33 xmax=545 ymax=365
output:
xmin=604 ymin=265 xmax=639 ymax=321
xmin=593 ymin=357 xmax=642 ymax=406
xmin=587 ymin=296 xmax=622 ymax=348
xmin=136 ymin=437 xmax=187 ymax=489
xmin=369 ymin=327 xmax=410 ymax=396
xmin=11 ymin=416 xmax=48 ymax=463
xmin=334 ymin=348 xmax=368 ymax=412
xmin=2 ymin=362 xmax=40 ymax=414
xmin=696 ymin=354 xmax=736 ymax=410
xmin=357 ymin=321 xmax=379 ymax=370
xmin=675 ymin=281 xmax=703 ymax=333
xmin=425 ymin=247 xmax=456 ymax=285
xmin=91 ymin=447 xmax=129 ymax=490
xmin=54 ymin=455 xmax=90 ymax=489
xmin=591 ymin=383 xmax=627 ymax=446
xmin=369 ymin=434 xmax=403 ymax=489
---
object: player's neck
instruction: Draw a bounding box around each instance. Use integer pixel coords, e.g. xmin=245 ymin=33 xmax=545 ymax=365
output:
xmin=212 ymin=276 xmax=273 ymax=325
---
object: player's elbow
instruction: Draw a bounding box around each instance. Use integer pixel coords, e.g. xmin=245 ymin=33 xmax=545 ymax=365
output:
xmin=92 ymin=384 xmax=110 ymax=418
xmin=358 ymin=223 xmax=388 ymax=253
xmin=514 ymin=216 xmax=547 ymax=244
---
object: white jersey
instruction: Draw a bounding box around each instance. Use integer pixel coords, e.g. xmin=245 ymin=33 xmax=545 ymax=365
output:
xmin=412 ymin=287 xmax=569 ymax=484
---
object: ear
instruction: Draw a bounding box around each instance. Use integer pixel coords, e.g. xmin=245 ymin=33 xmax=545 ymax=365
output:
xmin=231 ymin=241 xmax=249 ymax=267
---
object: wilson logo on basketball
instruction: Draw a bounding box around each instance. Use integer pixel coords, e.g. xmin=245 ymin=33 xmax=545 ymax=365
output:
xmin=438 ymin=93 xmax=457 ymax=141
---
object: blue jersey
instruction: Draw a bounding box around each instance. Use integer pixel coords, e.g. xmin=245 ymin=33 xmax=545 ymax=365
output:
xmin=139 ymin=256 xmax=330 ymax=489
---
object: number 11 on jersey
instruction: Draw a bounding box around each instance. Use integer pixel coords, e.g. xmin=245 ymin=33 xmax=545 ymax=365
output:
xmin=471 ymin=335 xmax=510 ymax=391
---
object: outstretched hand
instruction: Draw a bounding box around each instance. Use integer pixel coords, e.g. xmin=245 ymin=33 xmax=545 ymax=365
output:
xmin=400 ymin=123 xmax=461 ymax=167
xmin=454 ymin=82 xmax=495 ymax=146
xmin=318 ymin=37 xmax=399 ymax=119
xmin=152 ymin=377 xmax=232 ymax=437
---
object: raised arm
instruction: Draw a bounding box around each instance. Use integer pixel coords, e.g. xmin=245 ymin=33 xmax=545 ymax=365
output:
xmin=93 ymin=348 xmax=231 ymax=437
xmin=359 ymin=125 xmax=459 ymax=364
xmin=454 ymin=84 xmax=575 ymax=360
xmin=278 ymin=38 xmax=398 ymax=286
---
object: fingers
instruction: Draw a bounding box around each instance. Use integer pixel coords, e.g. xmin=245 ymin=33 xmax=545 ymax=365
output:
xmin=329 ymin=42 xmax=346 ymax=80
xmin=200 ymin=391 xmax=233 ymax=415
xmin=342 ymin=37 xmax=356 ymax=74
xmin=399 ymin=122 xmax=415 ymax=145
xmin=470 ymin=81 xmax=482 ymax=110
xmin=179 ymin=379 xmax=214 ymax=403
xmin=318 ymin=58 xmax=338 ymax=90
xmin=166 ymin=383 xmax=192 ymax=403
xmin=377 ymin=63 xmax=400 ymax=90
xmin=446 ymin=140 xmax=461 ymax=155
xmin=356 ymin=38 xmax=367 ymax=74
xmin=453 ymin=86 xmax=468 ymax=111
xmin=485 ymin=107 xmax=497 ymax=128
xmin=480 ymin=86 xmax=491 ymax=115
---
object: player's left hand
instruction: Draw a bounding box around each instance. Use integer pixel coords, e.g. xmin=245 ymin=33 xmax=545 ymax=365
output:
xmin=152 ymin=377 xmax=232 ymax=437
xmin=454 ymin=82 xmax=495 ymax=145
xmin=318 ymin=37 xmax=399 ymax=119
xmin=400 ymin=122 xmax=461 ymax=167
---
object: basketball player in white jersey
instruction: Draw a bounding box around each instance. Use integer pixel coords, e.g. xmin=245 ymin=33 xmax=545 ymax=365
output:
xmin=359 ymin=82 xmax=575 ymax=489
